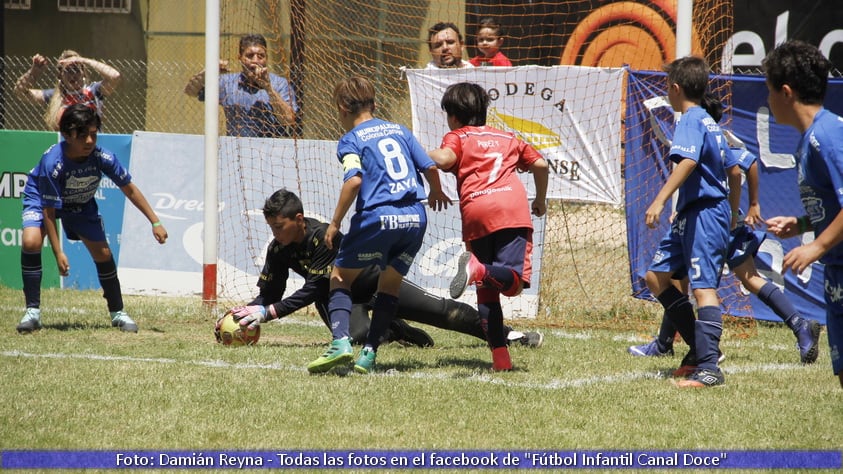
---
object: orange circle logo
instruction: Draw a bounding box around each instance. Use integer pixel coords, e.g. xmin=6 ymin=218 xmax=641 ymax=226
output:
xmin=561 ymin=1 xmax=701 ymax=69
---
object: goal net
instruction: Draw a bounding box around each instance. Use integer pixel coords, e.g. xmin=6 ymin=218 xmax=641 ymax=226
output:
xmin=214 ymin=0 xmax=741 ymax=326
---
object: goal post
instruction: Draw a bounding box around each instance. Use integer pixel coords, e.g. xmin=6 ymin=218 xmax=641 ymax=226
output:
xmin=202 ymin=0 xmax=220 ymax=305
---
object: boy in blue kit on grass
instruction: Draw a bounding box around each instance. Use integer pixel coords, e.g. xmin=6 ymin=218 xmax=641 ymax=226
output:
xmin=630 ymin=102 xmax=821 ymax=369
xmin=306 ymin=76 xmax=449 ymax=374
xmin=643 ymin=56 xmax=732 ymax=388
xmin=17 ymin=104 xmax=168 ymax=334
xmin=763 ymin=40 xmax=843 ymax=389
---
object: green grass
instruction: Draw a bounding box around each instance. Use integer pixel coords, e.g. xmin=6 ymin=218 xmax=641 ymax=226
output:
xmin=1 ymin=285 xmax=841 ymax=472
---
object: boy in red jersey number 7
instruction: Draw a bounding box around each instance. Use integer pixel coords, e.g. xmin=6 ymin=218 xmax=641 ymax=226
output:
xmin=429 ymin=82 xmax=549 ymax=371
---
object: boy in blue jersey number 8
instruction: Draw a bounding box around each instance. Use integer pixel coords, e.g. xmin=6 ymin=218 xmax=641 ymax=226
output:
xmin=644 ymin=56 xmax=733 ymax=388
xmin=306 ymin=76 xmax=449 ymax=374
xmin=763 ymin=40 xmax=843 ymax=389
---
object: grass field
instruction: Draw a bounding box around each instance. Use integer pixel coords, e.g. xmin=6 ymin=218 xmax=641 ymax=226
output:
xmin=1 ymin=285 xmax=841 ymax=472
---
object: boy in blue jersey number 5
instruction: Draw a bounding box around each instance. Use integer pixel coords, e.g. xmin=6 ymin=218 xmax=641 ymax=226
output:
xmin=763 ymin=40 xmax=843 ymax=389
xmin=644 ymin=57 xmax=733 ymax=388
xmin=17 ymin=104 xmax=167 ymax=334
xmin=306 ymin=76 xmax=449 ymax=374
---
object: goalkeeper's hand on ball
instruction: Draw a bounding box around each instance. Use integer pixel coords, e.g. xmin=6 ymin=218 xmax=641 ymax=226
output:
xmin=231 ymin=305 xmax=268 ymax=330
xmin=213 ymin=312 xmax=227 ymax=343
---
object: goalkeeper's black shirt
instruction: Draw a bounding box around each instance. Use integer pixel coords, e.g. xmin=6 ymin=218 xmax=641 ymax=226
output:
xmin=248 ymin=217 xmax=379 ymax=318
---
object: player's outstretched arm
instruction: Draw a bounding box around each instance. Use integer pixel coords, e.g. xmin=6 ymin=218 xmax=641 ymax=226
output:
xmin=42 ymin=207 xmax=69 ymax=276
xmin=530 ymin=158 xmax=549 ymax=217
xmin=120 ymin=182 xmax=168 ymax=244
xmin=423 ymin=166 xmax=450 ymax=211
xmin=645 ymin=158 xmax=696 ymax=228
xmin=744 ymin=162 xmax=762 ymax=227
xmin=326 ymin=174 xmax=361 ymax=250
xmin=783 ymin=209 xmax=843 ymax=275
xmin=765 ymin=215 xmax=802 ymax=239
xmin=726 ymin=164 xmax=742 ymax=230
xmin=428 ymin=147 xmax=457 ymax=171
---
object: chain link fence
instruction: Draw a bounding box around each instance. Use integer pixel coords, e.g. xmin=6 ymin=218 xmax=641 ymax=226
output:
xmin=3 ymin=56 xmax=209 ymax=135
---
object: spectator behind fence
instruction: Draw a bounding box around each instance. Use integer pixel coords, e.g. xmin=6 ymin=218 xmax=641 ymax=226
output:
xmin=14 ymin=50 xmax=121 ymax=131
xmin=469 ymin=18 xmax=512 ymax=67
xmin=184 ymin=33 xmax=298 ymax=138
xmin=426 ymin=22 xmax=474 ymax=69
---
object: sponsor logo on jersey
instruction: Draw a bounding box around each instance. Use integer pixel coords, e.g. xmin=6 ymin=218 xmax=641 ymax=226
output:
xmin=380 ymin=213 xmax=421 ymax=230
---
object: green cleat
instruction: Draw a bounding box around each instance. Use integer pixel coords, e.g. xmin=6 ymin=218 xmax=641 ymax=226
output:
xmin=353 ymin=347 xmax=377 ymax=374
xmin=307 ymin=338 xmax=353 ymax=373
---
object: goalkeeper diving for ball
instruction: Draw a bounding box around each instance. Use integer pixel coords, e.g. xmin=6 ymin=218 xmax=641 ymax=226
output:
xmin=216 ymin=188 xmax=543 ymax=348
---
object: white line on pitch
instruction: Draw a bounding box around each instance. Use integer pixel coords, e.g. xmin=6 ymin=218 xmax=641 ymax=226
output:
xmin=1 ymin=350 xmax=810 ymax=391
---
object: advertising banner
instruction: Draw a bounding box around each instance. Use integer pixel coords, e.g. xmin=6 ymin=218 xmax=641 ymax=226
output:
xmin=625 ymin=71 xmax=843 ymax=323
xmin=119 ymin=132 xmax=206 ymax=295
xmin=0 ymin=130 xmax=61 ymax=290
xmin=406 ymin=66 xmax=624 ymax=206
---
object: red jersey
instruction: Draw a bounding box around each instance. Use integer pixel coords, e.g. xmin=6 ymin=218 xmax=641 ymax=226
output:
xmin=440 ymin=125 xmax=542 ymax=241
xmin=469 ymin=52 xmax=512 ymax=67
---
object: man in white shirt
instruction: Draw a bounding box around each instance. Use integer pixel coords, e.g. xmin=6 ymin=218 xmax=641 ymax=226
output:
xmin=426 ymin=22 xmax=475 ymax=69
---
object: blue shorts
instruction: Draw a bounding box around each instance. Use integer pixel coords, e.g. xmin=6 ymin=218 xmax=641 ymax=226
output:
xmin=648 ymin=199 xmax=730 ymax=289
xmin=59 ymin=210 xmax=107 ymax=242
xmin=335 ymin=201 xmax=427 ymax=276
xmin=824 ymin=265 xmax=843 ymax=376
xmin=726 ymin=224 xmax=766 ymax=269
xmin=22 ymin=202 xmax=106 ymax=242
xmin=468 ymin=227 xmax=533 ymax=288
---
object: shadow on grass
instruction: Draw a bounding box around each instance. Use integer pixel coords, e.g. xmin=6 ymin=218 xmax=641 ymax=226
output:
xmin=41 ymin=321 xmax=111 ymax=331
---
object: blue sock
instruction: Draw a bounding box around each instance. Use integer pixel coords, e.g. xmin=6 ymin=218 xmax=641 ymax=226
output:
xmin=367 ymin=292 xmax=398 ymax=351
xmin=694 ymin=305 xmax=722 ymax=370
xmin=21 ymin=251 xmax=42 ymax=308
xmin=757 ymin=282 xmax=802 ymax=331
xmin=328 ymin=288 xmax=352 ymax=340
xmin=657 ymin=286 xmax=695 ymax=354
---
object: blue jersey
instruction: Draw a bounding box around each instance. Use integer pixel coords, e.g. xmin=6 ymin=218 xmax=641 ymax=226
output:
xmin=28 ymin=142 xmax=132 ymax=216
xmin=199 ymin=72 xmax=298 ymax=138
xmin=797 ymin=108 xmax=843 ymax=265
xmin=729 ymin=146 xmax=756 ymax=173
xmin=336 ymin=118 xmax=434 ymax=212
xmin=669 ymin=106 xmax=729 ymax=212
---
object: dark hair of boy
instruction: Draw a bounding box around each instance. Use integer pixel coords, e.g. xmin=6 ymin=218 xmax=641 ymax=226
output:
xmin=263 ymin=188 xmax=304 ymax=219
xmin=439 ymin=82 xmax=489 ymax=126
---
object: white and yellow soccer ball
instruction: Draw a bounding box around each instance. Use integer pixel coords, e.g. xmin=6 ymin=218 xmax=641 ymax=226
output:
xmin=215 ymin=312 xmax=261 ymax=346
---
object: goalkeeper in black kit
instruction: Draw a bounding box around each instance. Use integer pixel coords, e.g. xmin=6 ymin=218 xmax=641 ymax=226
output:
xmin=218 ymin=188 xmax=543 ymax=347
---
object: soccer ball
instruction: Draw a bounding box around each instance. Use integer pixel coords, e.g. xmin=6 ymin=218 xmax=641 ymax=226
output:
xmin=215 ymin=312 xmax=260 ymax=346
